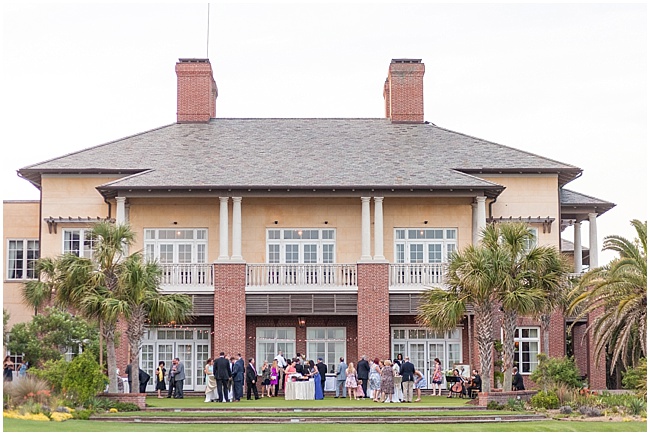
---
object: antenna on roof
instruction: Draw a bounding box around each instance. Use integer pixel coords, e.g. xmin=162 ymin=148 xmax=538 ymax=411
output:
xmin=206 ymin=3 xmax=210 ymax=58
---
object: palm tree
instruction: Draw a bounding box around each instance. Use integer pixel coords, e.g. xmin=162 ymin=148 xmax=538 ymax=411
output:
xmin=53 ymin=221 xmax=135 ymax=393
xmin=568 ymin=219 xmax=647 ymax=373
xmin=482 ymin=223 xmax=569 ymax=391
xmin=120 ymin=253 xmax=192 ymax=381
xmin=21 ymin=257 xmax=58 ymax=315
xmin=418 ymin=245 xmax=498 ymax=392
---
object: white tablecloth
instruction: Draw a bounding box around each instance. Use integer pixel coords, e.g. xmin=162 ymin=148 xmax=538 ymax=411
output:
xmin=285 ymin=379 xmax=315 ymax=400
xmin=324 ymin=374 xmax=336 ymax=391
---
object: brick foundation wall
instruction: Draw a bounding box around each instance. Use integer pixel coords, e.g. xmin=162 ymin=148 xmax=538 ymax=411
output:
xmin=477 ymin=390 xmax=537 ymax=406
xmin=98 ymin=393 xmax=147 ymax=410
xmin=213 ymin=263 xmax=247 ymax=356
xmin=357 ymin=263 xmax=390 ymax=359
xmin=572 ymin=322 xmax=589 ymax=378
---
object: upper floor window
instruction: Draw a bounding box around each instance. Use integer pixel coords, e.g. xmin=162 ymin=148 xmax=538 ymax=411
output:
xmin=144 ymin=229 xmax=207 ymax=264
xmin=63 ymin=229 xmax=95 ymax=258
xmin=523 ymin=228 xmax=538 ymax=252
xmin=267 ymin=229 xmax=335 ymax=264
xmin=394 ymin=228 xmax=457 ymax=263
xmin=7 ymin=239 xmax=39 ymax=280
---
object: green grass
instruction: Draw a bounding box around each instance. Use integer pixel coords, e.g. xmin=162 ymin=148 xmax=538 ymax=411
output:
xmin=3 ymin=418 xmax=647 ymax=432
xmin=123 ymin=410 xmax=530 ymax=417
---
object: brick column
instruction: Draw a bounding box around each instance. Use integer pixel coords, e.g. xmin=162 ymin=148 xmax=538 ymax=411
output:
xmin=548 ymin=308 xmax=566 ymax=358
xmin=587 ymin=306 xmax=607 ymax=389
xmin=357 ymin=263 xmax=390 ymax=359
xmin=213 ymin=263 xmax=246 ymax=356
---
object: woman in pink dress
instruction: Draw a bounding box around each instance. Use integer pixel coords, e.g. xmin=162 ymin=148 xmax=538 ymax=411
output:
xmin=269 ymin=359 xmax=279 ymax=397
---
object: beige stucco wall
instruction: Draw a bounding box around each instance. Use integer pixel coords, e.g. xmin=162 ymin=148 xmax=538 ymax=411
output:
xmin=482 ymin=174 xmax=560 ymax=248
xmin=40 ymin=175 xmax=119 ymax=258
xmin=3 ymin=201 xmax=40 ymax=327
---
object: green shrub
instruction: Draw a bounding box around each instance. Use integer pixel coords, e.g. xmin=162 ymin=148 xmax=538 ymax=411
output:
xmin=504 ymin=397 xmax=525 ymax=411
xmin=622 ymin=358 xmax=647 ymax=400
xmin=111 ymin=402 xmax=140 ymax=412
xmin=578 ymin=405 xmax=602 ymax=417
xmin=530 ymin=354 xmax=583 ymax=392
xmin=627 ymin=398 xmax=646 ymax=416
xmin=84 ymin=396 xmax=115 ymax=411
xmin=30 ymin=358 xmax=69 ymax=395
xmin=530 ymin=390 xmax=560 ymax=409
xmin=559 ymin=405 xmax=572 ymax=414
xmin=487 ymin=400 xmax=504 ymax=410
xmin=61 ymin=351 xmax=108 ymax=406
xmin=71 ymin=409 xmax=93 ymax=420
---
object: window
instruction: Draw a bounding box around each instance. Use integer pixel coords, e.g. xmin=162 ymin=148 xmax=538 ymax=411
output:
xmin=394 ymin=228 xmax=457 ymax=263
xmin=63 ymin=229 xmax=95 ymax=258
xmin=523 ymin=228 xmax=538 ymax=252
xmin=514 ymin=327 xmax=540 ymax=374
xmin=7 ymin=239 xmax=39 ymax=279
xmin=256 ymin=328 xmax=296 ymax=370
xmin=306 ymin=327 xmax=346 ymax=373
xmin=144 ymin=229 xmax=208 ymax=263
xmin=266 ymin=229 xmax=336 ymax=264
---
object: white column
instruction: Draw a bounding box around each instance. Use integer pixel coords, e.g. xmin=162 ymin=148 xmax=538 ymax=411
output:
xmin=360 ymin=197 xmax=372 ymax=261
xmin=115 ymin=197 xmax=126 ymax=225
xmin=231 ymin=197 xmax=243 ymax=261
xmin=471 ymin=201 xmax=479 ymax=246
xmin=373 ymin=197 xmax=385 ymax=260
xmin=475 ymin=196 xmax=487 ymax=243
xmin=588 ymin=212 xmax=598 ymax=269
xmin=573 ymin=221 xmax=582 ymax=273
xmin=218 ymin=197 xmax=230 ymax=261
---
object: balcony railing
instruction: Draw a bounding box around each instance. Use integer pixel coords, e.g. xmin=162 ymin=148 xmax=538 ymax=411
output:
xmin=160 ymin=263 xmax=213 ymax=289
xmin=389 ymin=263 xmax=448 ymax=289
xmin=246 ymin=264 xmax=357 ymax=290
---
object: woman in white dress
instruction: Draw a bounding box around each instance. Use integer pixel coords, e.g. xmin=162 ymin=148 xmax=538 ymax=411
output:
xmin=392 ymin=359 xmax=403 ymax=403
xmin=204 ymin=358 xmax=217 ymax=402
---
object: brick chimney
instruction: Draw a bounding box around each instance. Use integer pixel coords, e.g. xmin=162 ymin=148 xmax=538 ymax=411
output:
xmin=383 ymin=59 xmax=425 ymax=123
xmin=176 ymin=58 xmax=218 ymax=123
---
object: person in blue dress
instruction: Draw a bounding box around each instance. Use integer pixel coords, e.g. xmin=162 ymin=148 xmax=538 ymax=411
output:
xmin=308 ymin=360 xmax=324 ymax=400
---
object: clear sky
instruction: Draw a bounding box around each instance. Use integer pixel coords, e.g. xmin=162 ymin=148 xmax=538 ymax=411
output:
xmin=1 ymin=2 xmax=647 ymax=264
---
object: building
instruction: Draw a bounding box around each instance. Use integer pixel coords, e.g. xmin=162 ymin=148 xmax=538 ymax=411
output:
xmin=5 ymin=58 xmax=615 ymax=391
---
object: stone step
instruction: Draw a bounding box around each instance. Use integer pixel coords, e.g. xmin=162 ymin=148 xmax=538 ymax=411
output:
xmin=138 ymin=405 xmax=488 ymax=412
xmin=91 ymin=414 xmax=547 ymax=424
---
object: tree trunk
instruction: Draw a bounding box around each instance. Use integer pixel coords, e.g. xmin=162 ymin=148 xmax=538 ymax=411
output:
xmin=126 ymin=307 xmax=146 ymax=389
xmin=502 ymin=309 xmax=517 ymax=392
xmin=104 ymin=321 xmax=118 ymax=393
xmin=475 ymin=302 xmax=494 ymax=392
xmin=540 ymin=313 xmax=551 ymax=356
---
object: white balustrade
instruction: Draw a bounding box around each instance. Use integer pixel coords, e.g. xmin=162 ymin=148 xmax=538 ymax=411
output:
xmin=159 ymin=263 xmax=214 ymax=289
xmin=389 ymin=263 xmax=448 ymax=289
xmin=246 ymin=264 xmax=357 ymax=289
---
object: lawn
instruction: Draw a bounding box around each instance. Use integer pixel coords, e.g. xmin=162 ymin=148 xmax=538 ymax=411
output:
xmin=3 ymin=418 xmax=647 ymax=432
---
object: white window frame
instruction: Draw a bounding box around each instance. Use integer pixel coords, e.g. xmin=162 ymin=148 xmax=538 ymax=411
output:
xmin=144 ymin=228 xmax=208 ymax=264
xmin=266 ymin=229 xmax=336 ymax=264
xmin=394 ymin=228 xmax=457 ymax=264
xmin=256 ymin=327 xmax=296 ymax=371
xmin=513 ymin=327 xmax=540 ymax=374
xmin=6 ymin=239 xmax=39 ymax=280
xmin=62 ymin=229 xmax=95 ymax=258
xmin=306 ymin=327 xmax=346 ymax=373
xmin=523 ymin=227 xmax=538 ymax=252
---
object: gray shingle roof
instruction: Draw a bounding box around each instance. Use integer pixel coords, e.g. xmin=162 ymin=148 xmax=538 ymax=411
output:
xmin=20 ymin=118 xmax=581 ymax=191
xmin=560 ymin=189 xmax=616 ymax=206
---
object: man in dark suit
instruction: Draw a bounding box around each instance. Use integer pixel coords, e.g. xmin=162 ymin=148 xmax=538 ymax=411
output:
xmin=231 ymin=354 xmax=245 ymax=402
xmin=357 ymin=355 xmax=370 ymax=399
xmin=316 ymin=357 xmax=328 ymax=396
xmin=246 ymin=358 xmax=260 ymax=400
xmin=399 ymin=356 xmax=416 ymax=403
xmin=295 ymin=358 xmax=304 ymax=376
xmin=512 ymin=367 xmax=525 ymax=391
xmin=214 ymin=352 xmax=232 ymax=402
xmin=467 ymin=369 xmax=482 ymax=397
xmin=138 ymin=368 xmax=151 ymax=393
xmin=124 ymin=364 xmax=133 ymax=393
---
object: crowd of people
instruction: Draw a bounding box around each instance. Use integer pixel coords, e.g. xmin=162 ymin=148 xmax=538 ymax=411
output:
xmin=117 ymin=351 xmax=526 ymax=401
